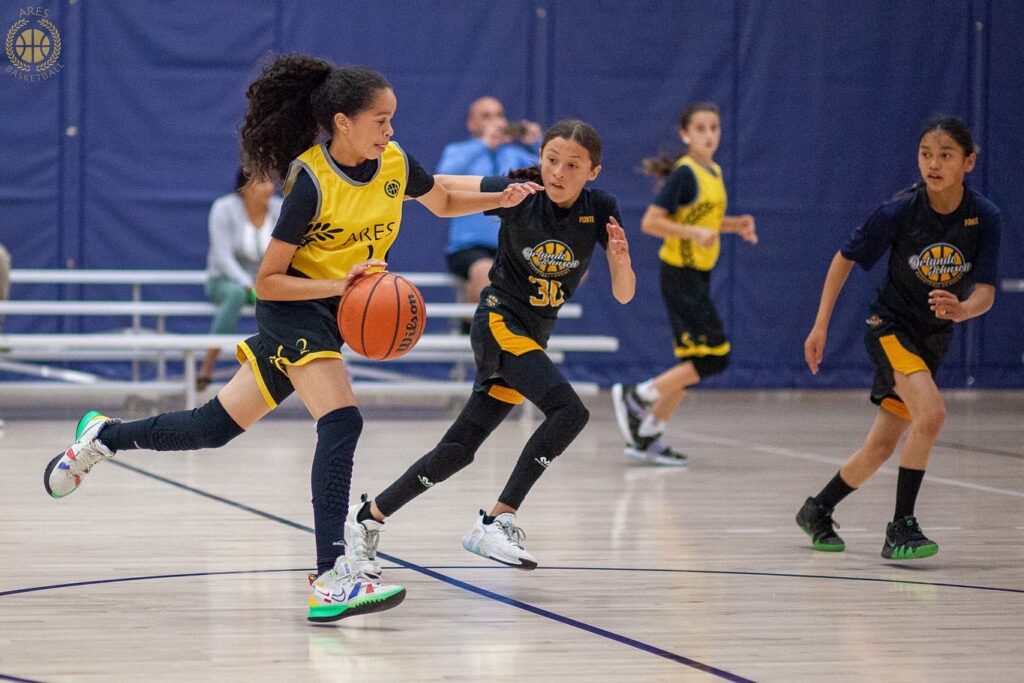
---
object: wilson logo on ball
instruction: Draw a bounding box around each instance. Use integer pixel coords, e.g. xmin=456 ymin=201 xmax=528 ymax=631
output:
xmin=337 ymin=272 xmax=426 ymax=360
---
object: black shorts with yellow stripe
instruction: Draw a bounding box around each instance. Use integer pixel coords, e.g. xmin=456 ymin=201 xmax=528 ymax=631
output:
xmin=660 ymin=262 xmax=730 ymax=361
xmin=864 ymin=313 xmax=951 ymax=420
xmin=235 ymin=297 xmax=344 ymax=409
xmin=469 ymin=288 xmax=563 ymax=407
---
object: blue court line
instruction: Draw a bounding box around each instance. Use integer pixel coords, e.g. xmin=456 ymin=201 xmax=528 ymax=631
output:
xmin=105 ymin=459 xmax=752 ymax=681
xmin=0 ymin=674 xmax=45 ymax=683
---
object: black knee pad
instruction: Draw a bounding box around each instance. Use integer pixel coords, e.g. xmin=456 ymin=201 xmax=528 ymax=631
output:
xmin=193 ymin=397 xmax=247 ymax=448
xmin=422 ymin=441 xmax=476 ymax=484
xmin=691 ymin=353 xmax=729 ymax=379
xmin=537 ymin=383 xmax=590 ymax=437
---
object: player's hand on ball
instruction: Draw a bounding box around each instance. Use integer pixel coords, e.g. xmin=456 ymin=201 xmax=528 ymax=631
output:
xmin=499 ymin=182 xmax=543 ymax=208
xmin=339 ymin=260 xmax=388 ymax=296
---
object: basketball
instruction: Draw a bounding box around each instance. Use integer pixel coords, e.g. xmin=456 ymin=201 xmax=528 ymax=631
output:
xmin=337 ymin=271 xmax=426 ymax=360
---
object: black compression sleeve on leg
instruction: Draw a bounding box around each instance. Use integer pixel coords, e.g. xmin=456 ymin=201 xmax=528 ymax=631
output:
xmin=374 ymin=392 xmax=513 ymax=517
xmin=498 ymin=383 xmax=589 ymax=510
xmin=311 ymin=406 xmax=362 ymax=575
xmin=97 ymin=397 xmax=244 ymax=452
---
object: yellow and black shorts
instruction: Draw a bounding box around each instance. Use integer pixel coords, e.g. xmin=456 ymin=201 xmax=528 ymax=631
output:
xmin=469 ymin=293 xmax=562 ymax=407
xmin=660 ymin=262 xmax=731 ymax=362
xmin=864 ymin=316 xmax=951 ymax=420
xmin=235 ymin=297 xmax=344 ymax=409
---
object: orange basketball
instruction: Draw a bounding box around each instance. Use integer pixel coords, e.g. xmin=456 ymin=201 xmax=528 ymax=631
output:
xmin=337 ymin=271 xmax=426 ymax=360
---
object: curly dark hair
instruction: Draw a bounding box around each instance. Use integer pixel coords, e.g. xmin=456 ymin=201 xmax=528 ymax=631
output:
xmin=507 ymin=118 xmax=602 ymax=184
xmin=641 ymin=102 xmax=720 ymax=179
xmin=240 ymin=54 xmax=391 ymax=181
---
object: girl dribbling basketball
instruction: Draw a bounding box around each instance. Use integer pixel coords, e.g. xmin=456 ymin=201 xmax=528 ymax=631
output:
xmin=43 ymin=53 xmax=537 ymax=622
xmin=346 ymin=119 xmax=636 ymax=572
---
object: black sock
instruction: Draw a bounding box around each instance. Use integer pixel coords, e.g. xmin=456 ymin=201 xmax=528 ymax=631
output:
xmin=98 ymin=397 xmax=243 ymax=452
xmin=356 ymin=500 xmax=375 ymax=524
xmin=311 ymin=407 xmax=362 ymax=575
xmin=894 ymin=466 xmax=926 ymax=520
xmin=814 ymin=471 xmax=856 ymax=511
xmin=482 ymin=513 xmax=496 ymax=524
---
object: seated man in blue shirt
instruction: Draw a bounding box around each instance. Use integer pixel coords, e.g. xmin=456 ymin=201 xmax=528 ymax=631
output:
xmin=437 ymin=97 xmax=540 ymax=316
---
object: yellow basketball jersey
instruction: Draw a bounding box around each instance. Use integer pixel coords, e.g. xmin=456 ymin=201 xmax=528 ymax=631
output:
xmin=657 ymin=155 xmax=727 ymax=271
xmin=283 ymin=141 xmax=409 ymax=280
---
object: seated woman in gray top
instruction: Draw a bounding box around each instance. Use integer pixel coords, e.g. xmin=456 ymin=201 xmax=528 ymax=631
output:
xmin=198 ymin=169 xmax=282 ymax=389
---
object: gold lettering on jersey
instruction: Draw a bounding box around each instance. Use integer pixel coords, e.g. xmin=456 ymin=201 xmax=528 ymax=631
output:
xmin=578 ymin=215 xmax=594 ymax=223
xmin=964 ymin=217 xmax=979 ymax=226
xmin=908 ymin=243 xmax=971 ymax=287
xmin=340 ymin=221 xmax=396 ymax=247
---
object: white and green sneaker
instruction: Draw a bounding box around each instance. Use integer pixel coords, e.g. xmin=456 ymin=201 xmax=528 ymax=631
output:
xmin=307 ymin=559 xmax=405 ymax=623
xmin=43 ymin=410 xmax=119 ymax=499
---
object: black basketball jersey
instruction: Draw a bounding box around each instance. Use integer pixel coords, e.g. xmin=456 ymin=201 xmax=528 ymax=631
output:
xmin=481 ymin=176 xmax=619 ymax=337
xmin=841 ymin=184 xmax=1001 ymax=335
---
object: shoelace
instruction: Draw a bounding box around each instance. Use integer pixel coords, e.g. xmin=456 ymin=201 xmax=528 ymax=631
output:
xmin=350 ymin=526 xmax=381 ymax=575
xmin=497 ymin=519 xmax=526 ymax=549
xmin=68 ymin=441 xmax=110 ymax=477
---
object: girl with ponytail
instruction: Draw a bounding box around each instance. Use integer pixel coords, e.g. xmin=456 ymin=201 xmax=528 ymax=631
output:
xmin=45 ymin=53 xmax=539 ymax=624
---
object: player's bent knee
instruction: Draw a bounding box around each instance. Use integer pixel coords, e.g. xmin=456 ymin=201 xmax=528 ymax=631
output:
xmin=538 ymin=383 xmax=590 ymax=436
xmin=423 ymin=441 xmax=475 ymax=483
xmin=691 ymin=353 xmax=729 ymax=379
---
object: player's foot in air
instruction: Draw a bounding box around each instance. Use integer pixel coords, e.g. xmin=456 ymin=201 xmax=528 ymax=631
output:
xmin=44 ymin=410 xmax=120 ymax=499
xmin=307 ymin=558 xmax=406 ymax=623
xmin=462 ymin=510 xmax=537 ymax=570
xmin=345 ymin=493 xmax=384 ymax=580
xmin=611 ymin=383 xmax=651 ymax=448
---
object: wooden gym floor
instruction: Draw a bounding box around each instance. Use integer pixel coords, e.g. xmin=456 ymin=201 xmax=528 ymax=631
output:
xmin=1 ymin=390 xmax=1022 ymax=682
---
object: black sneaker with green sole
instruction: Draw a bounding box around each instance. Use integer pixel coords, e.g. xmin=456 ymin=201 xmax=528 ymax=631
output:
xmin=881 ymin=515 xmax=938 ymax=560
xmin=795 ymin=497 xmax=845 ymax=552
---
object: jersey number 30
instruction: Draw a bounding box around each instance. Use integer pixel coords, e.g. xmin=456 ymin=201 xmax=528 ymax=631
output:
xmin=528 ymin=277 xmax=565 ymax=308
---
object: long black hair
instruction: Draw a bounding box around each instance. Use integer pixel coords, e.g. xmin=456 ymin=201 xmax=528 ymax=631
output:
xmin=641 ymin=102 xmax=720 ymax=179
xmin=508 ymin=119 xmax=602 ymax=183
xmin=240 ymin=54 xmax=391 ymax=181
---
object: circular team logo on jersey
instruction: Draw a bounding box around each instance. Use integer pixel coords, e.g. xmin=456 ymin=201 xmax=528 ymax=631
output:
xmin=383 ymin=179 xmax=400 ymax=198
xmin=522 ymin=240 xmax=579 ymax=277
xmin=5 ymin=7 xmax=64 ymax=81
xmin=908 ymin=243 xmax=971 ymax=287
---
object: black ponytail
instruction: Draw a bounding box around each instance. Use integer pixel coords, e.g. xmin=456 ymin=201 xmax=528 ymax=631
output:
xmin=240 ymin=54 xmax=391 ymax=181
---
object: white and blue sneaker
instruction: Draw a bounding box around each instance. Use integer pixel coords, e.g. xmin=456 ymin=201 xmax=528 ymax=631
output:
xmin=611 ymin=383 xmax=652 ymax=448
xmin=344 ymin=494 xmax=384 ymax=580
xmin=461 ymin=510 xmax=537 ymax=570
xmin=44 ymin=410 xmax=120 ymax=498
xmin=307 ymin=558 xmax=405 ymax=623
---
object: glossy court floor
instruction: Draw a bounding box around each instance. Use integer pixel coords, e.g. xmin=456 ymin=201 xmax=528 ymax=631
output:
xmin=1 ymin=390 xmax=1022 ymax=682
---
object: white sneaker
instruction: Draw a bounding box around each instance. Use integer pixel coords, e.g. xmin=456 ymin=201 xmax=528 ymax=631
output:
xmin=344 ymin=494 xmax=383 ymax=580
xmin=461 ymin=510 xmax=537 ymax=570
xmin=624 ymin=437 xmax=688 ymax=467
xmin=44 ymin=410 xmax=120 ymax=498
xmin=307 ymin=558 xmax=405 ymax=623
xmin=611 ymin=383 xmax=652 ymax=448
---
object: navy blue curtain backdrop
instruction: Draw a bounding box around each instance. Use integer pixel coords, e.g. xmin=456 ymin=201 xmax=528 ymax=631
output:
xmin=1 ymin=1 xmax=1021 ymax=387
